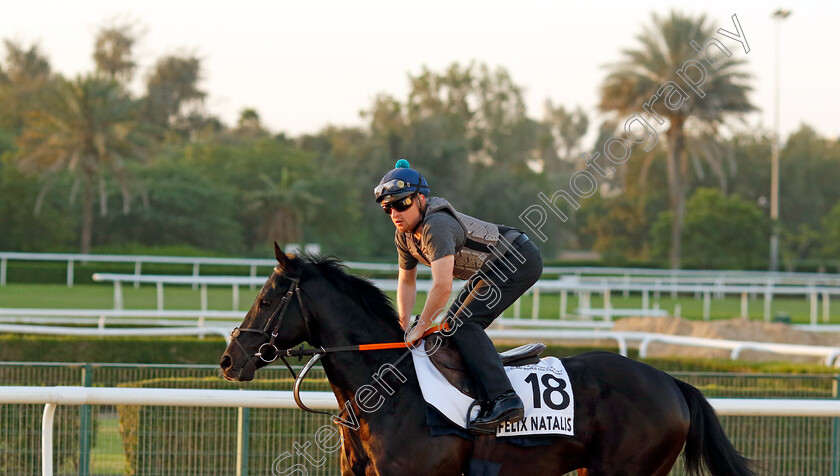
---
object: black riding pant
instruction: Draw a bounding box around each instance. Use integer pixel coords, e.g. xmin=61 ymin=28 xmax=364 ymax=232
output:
xmin=444 ymin=235 xmax=543 ymax=402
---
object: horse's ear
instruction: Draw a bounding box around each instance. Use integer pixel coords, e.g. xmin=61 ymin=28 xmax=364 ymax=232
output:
xmin=274 ymin=241 xmax=291 ymax=269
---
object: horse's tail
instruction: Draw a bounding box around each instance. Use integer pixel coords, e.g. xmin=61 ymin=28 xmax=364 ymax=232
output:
xmin=673 ymin=378 xmax=755 ymax=476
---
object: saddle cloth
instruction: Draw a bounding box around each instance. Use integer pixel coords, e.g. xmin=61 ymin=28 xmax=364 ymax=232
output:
xmin=411 ymin=339 xmax=575 ymax=438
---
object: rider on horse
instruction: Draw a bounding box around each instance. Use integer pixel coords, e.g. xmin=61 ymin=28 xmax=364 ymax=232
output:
xmin=374 ymin=159 xmax=544 ymax=434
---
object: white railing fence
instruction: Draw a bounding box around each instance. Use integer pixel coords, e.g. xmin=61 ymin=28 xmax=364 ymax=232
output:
xmin=4 ymin=250 xmax=840 ymax=323
xmin=89 ymin=272 xmax=840 ymax=324
xmin=0 ymin=251 xmax=398 ymax=287
xmin=4 ymin=251 xmax=840 ymax=286
xmin=0 ymin=308 xmax=242 ymax=328
xmin=0 ymin=323 xmax=231 ymax=339
xmin=2 ymin=318 xmax=840 ymax=367
xmin=3 ymin=386 xmax=840 ymax=476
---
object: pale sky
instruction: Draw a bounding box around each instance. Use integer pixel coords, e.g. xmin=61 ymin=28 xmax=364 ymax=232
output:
xmin=4 ymin=0 xmax=839 ymax=142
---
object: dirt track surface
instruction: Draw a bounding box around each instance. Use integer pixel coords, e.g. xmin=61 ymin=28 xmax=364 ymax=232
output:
xmin=612 ymin=316 xmax=840 ymax=362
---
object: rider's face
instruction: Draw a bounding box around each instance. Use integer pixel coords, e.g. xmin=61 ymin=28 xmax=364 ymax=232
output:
xmin=389 ymin=194 xmax=424 ymax=234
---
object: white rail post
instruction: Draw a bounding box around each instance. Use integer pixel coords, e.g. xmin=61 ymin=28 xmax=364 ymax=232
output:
xmin=199 ymin=284 xmax=208 ymax=338
xmin=764 ymin=289 xmax=773 ymax=323
xmin=623 ymin=274 xmax=630 ymax=298
xmin=513 ymin=298 xmax=521 ymax=319
xmin=66 ymin=260 xmax=74 ymax=287
xmin=823 ymin=292 xmax=830 ymax=324
xmin=133 ymin=261 xmax=142 ymax=288
xmin=639 ymin=337 xmax=652 ymax=358
xmin=642 ymin=290 xmax=649 ymax=310
xmin=249 ymin=264 xmax=257 ymax=290
xmin=201 ymin=284 xmax=209 ymax=312
xmin=233 ymin=284 xmax=240 ymax=311
xmin=582 ymin=292 xmax=591 ymax=316
xmin=114 ymin=281 xmax=123 ymax=310
xmin=811 ymin=291 xmax=819 ymax=326
xmin=156 ymin=282 xmax=165 ymax=311
xmin=1 ymin=256 xmax=7 ymax=285
xmin=604 ymin=290 xmax=612 ymax=322
xmin=531 ymin=288 xmax=540 ymax=320
xmin=703 ymin=291 xmax=711 ymax=321
xmin=42 ymin=403 xmax=56 ymax=476
xmin=560 ymin=290 xmax=567 ymax=319
xmin=192 ymin=263 xmax=200 ymax=290
xmin=741 ymin=292 xmax=749 ymax=320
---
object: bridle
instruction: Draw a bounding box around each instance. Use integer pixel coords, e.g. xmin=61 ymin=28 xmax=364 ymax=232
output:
xmin=228 ymin=265 xmax=446 ymax=422
xmin=229 ymin=269 xmax=317 ymax=372
xmin=230 ymin=268 xmax=309 ymax=367
xmin=228 ymin=268 xmax=339 ymax=418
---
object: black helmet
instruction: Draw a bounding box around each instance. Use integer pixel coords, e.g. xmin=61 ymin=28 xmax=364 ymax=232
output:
xmin=373 ymin=159 xmax=430 ymax=203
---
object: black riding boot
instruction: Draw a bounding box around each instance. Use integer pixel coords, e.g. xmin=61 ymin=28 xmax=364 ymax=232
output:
xmin=468 ymin=390 xmax=524 ymax=434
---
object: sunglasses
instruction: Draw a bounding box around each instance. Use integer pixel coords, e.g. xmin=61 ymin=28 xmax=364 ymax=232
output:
xmin=382 ymin=195 xmax=416 ymax=214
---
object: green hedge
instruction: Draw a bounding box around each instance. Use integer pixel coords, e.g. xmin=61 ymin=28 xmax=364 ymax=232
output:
xmin=0 ymin=335 xmax=229 ymax=364
xmin=0 ymin=404 xmax=89 ymax=475
xmin=0 ymin=364 xmax=99 ymax=475
xmin=116 ymin=377 xmax=337 ymax=476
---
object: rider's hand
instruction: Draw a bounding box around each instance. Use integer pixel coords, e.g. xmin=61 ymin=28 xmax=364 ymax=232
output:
xmin=404 ymin=315 xmax=426 ymax=343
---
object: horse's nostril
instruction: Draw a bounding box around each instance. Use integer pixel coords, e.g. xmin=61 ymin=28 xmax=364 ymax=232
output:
xmin=220 ymin=354 xmax=232 ymax=370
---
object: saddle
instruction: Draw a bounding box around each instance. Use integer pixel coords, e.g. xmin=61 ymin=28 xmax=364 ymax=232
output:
xmin=424 ymin=334 xmax=546 ymax=400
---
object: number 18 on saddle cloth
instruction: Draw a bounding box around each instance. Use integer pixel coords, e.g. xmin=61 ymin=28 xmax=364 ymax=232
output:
xmin=412 ymin=347 xmax=575 ymax=438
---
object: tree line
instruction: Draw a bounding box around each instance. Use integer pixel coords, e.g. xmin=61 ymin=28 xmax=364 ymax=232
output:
xmin=1 ymin=12 xmax=839 ymax=271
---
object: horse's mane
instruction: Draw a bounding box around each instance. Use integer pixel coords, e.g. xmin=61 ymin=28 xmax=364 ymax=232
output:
xmin=296 ymin=254 xmax=400 ymax=326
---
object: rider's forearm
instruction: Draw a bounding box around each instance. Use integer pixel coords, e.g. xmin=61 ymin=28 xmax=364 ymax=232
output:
xmin=419 ymin=281 xmax=452 ymax=328
xmin=397 ymin=279 xmax=417 ymax=329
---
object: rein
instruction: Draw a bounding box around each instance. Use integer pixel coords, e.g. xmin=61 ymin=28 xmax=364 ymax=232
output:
xmin=230 ymin=267 xmax=446 ymax=423
xmin=281 ymin=323 xmax=446 ymax=422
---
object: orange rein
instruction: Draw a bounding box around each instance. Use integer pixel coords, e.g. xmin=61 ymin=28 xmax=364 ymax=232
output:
xmin=356 ymin=323 xmax=448 ymax=351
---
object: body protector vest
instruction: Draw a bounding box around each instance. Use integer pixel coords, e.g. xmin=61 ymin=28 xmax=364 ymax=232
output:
xmin=404 ymin=197 xmax=507 ymax=280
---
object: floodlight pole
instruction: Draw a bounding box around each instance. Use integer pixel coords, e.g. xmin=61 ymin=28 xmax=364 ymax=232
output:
xmin=769 ymin=8 xmax=791 ymax=272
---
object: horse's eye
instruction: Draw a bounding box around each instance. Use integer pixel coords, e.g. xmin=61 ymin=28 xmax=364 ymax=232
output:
xmin=260 ymin=299 xmax=271 ymax=308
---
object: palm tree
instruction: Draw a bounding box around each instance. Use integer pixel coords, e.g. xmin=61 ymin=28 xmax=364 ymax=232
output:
xmin=599 ymin=10 xmax=755 ymax=268
xmin=243 ymin=169 xmax=323 ymax=248
xmin=16 ymin=74 xmax=148 ymax=253
xmin=0 ymin=40 xmax=52 ymax=133
xmin=93 ymin=21 xmax=141 ymax=82
xmin=144 ymin=54 xmax=206 ymax=128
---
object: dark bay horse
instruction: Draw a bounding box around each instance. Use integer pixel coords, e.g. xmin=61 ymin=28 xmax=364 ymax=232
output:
xmin=220 ymin=246 xmax=754 ymax=476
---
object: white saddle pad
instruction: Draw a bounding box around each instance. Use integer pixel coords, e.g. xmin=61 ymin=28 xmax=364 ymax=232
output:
xmin=412 ymin=343 xmax=575 ymax=437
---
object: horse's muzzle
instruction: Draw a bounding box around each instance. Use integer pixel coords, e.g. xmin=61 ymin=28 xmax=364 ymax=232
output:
xmin=219 ymin=353 xmax=256 ymax=382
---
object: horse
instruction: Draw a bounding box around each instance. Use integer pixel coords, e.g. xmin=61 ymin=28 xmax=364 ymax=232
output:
xmin=220 ymin=245 xmax=754 ymax=476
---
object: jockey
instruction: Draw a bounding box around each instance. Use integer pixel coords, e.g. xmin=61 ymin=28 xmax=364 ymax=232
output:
xmin=374 ymin=159 xmax=543 ymax=434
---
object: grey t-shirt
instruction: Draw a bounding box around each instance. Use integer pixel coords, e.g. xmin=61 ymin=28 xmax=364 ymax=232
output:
xmin=396 ymin=212 xmax=466 ymax=270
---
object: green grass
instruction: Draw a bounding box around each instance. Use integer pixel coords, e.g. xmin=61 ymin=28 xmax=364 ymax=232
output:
xmin=90 ymin=412 xmax=127 ymax=475
xmin=0 ymin=283 xmax=254 ymax=311
xmin=1 ymin=283 xmax=835 ymax=324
